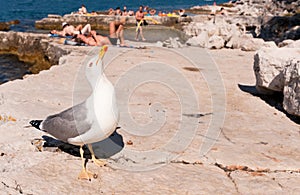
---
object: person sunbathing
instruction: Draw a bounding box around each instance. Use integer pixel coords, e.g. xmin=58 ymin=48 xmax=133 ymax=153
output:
xmin=108 ymin=8 xmax=115 ymax=15
xmin=75 ymin=18 xmax=127 ymax=47
xmin=149 ymin=9 xmax=156 ymax=16
xmin=51 ymin=23 xmax=91 ymax=37
xmin=75 ymin=31 xmax=112 ymax=46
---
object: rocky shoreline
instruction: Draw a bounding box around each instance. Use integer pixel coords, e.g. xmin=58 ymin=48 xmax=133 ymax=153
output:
xmin=0 ymin=32 xmax=68 ymax=74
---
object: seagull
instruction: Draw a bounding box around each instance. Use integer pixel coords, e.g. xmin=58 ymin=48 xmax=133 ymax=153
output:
xmin=30 ymin=45 xmax=119 ymax=180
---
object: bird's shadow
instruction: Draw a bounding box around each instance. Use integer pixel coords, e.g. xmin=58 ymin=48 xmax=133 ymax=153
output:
xmin=238 ymin=84 xmax=300 ymax=124
xmin=41 ymin=129 xmax=124 ymax=159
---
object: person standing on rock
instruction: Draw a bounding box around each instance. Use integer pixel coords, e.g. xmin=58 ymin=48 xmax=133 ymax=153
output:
xmin=122 ymin=6 xmax=128 ymax=16
xmin=109 ymin=17 xmax=127 ymax=46
xmin=135 ymin=5 xmax=146 ymax=41
xmin=211 ymin=0 xmax=217 ymax=24
xmin=78 ymin=4 xmax=87 ymax=14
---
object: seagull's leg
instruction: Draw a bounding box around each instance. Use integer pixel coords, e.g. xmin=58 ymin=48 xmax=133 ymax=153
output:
xmin=87 ymin=144 xmax=107 ymax=167
xmin=78 ymin=145 xmax=94 ymax=180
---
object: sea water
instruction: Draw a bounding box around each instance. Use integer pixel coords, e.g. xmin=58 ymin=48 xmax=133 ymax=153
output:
xmin=0 ymin=54 xmax=31 ymax=84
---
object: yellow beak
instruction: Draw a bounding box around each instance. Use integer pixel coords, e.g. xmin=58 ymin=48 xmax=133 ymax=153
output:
xmin=96 ymin=45 xmax=108 ymax=65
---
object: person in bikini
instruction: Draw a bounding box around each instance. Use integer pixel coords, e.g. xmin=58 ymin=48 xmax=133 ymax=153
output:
xmin=75 ymin=17 xmax=128 ymax=46
xmin=51 ymin=22 xmax=91 ymax=37
xmin=75 ymin=31 xmax=111 ymax=46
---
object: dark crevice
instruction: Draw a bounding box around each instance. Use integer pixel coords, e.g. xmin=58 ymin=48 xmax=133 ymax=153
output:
xmin=170 ymin=160 xmax=203 ymax=165
xmin=228 ymin=172 xmax=240 ymax=194
xmin=1 ymin=180 xmax=24 ymax=194
xmin=108 ymin=155 xmax=137 ymax=164
xmin=214 ymin=162 xmax=300 ymax=193
xmin=214 ymin=162 xmax=300 ymax=174
xmin=220 ymin=128 xmax=236 ymax=144
xmin=214 ymin=163 xmax=240 ymax=194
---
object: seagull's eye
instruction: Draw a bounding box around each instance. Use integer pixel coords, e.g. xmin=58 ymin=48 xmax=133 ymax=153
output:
xmin=89 ymin=62 xmax=93 ymax=67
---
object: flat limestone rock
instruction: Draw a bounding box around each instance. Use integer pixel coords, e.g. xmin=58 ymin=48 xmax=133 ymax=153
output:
xmin=1 ymin=33 xmax=300 ymax=193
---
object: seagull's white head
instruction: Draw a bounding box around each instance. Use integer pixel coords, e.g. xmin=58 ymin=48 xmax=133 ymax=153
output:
xmin=85 ymin=45 xmax=108 ymax=87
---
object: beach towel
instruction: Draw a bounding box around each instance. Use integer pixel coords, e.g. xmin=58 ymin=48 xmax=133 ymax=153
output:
xmin=48 ymin=33 xmax=73 ymax=39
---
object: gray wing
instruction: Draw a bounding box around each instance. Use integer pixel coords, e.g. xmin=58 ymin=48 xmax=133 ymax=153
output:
xmin=42 ymin=101 xmax=92 ymax=143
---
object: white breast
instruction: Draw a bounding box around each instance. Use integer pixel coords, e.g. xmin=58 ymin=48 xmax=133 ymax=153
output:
xmin=68 ymin=74 xmax=119 ymax=145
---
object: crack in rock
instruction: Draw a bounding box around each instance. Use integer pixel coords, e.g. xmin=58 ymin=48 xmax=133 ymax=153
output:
xmin=182 ymin=112 xmax=212 ymax=118
xmin=214 ymin=162 xmax=300 ymax=193
xmin=108 ymin=157 xmax=203 ymax=168
xmin=220 ymin=128 xmax=236 ymax=144
xmin=272 ymin=177 xmax=284 ymax=189
xmin=214 ymin=162 xmax=300 ymax=174
xmin=214 ymin=163 xmax=240 ymax=193
xmin=227 ymin=172 xmax=240 ymax=194
xmin=1 ymin=180 xmax=24 ymax=194
xmin=170 ymin=160 xmax=203 ymax=165
xmin=108 ymin=155 xmax=137 ymax=164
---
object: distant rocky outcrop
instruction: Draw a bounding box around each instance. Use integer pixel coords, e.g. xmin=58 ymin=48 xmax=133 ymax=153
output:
xmin=35 ymin=14 xmax=191 ymax=30
xmin=184 ymin=20 xmax=271 ymax=50
xmin=229 ymin=0 xmax=300 ymax=42
xmin=0 ymin=20 xmax=20 ymax=31
xmin=0 ymin=32 xmax=68 ymax=73
xmin=185 ymin=0 xmax=300 ymax=49
xmin=0 ymin=22 xmax=10 ymax=31
xmin=254 ymin=46 xmax=300 ymax=116
xmin=231 ymin=0 xmax=299 ymax=17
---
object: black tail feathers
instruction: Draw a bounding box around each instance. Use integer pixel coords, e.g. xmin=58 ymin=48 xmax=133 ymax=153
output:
xmin=30 ymin=120 xmax=43 ymax=130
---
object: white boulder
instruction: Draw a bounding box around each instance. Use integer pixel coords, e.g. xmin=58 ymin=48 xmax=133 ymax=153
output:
xmin=241 ymin=38 xmax=265 ymax=51
xmin=278 ymin=39 xmax=294 ymax=48
xmin=186 ymin=31 xmax=209 ymax=47
xmin=254 ymin=47 xmax=300 ymax=93
xmin=208 ymin=35 xmax=225 ymax=49
xmin=226 ymin=34 xmax=252 ymax=49
xmin=284 ymin=39 xmax=300 ymax=48
xmin=262 ymin=41 xmax=278 ymax=48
